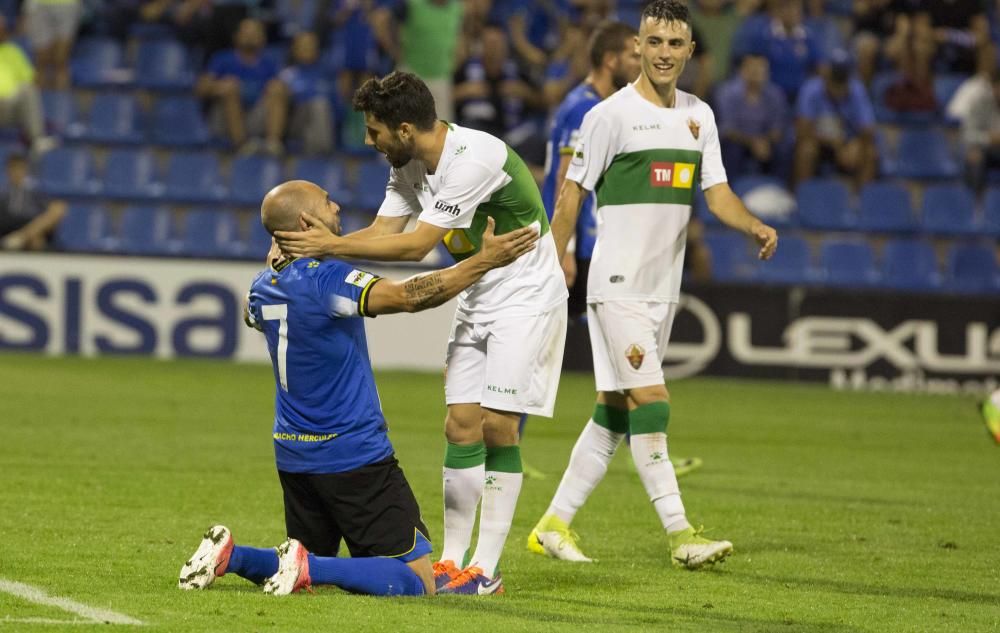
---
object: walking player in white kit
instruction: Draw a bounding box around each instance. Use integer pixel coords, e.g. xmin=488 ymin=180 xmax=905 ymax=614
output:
xmin=528 ymin=0 xmax=778 ymax=568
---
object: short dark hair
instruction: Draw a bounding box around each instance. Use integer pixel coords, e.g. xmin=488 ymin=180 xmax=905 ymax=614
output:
xmin=640 ymin=0 xmax=690 ymax=28
xmin=351 ymin=71 xmax=437 ymax=131
xmin=589 ymin=21 xmax=637 ymax=69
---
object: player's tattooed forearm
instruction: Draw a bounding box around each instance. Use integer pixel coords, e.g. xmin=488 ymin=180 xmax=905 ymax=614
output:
xmin=404 ymin=272 xmax=448 ymax=310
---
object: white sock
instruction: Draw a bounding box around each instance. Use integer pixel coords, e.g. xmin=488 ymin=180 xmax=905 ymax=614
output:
xmin=629 ymin=432 xmax=690 ymax=533
xmin=470 ymin=471 xmax=522 ymax=577
xmin=440 ymin=465 xmax=484 ymax=565
xmin=991 ymin=389 xmax=1000 ymax=408
xmin=547 ymin=420 xmax=624 ymax=524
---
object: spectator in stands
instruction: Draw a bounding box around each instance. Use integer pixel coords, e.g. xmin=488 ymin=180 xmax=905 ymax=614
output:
xmin=23 ymin=0 xmax=82 ymax=90
xmin=0 ymin=154 xmax=65 ymax=251
xmin=690 ymin=0 xmax=747 ymax=88
xmin=0 ymin=16 xmax=56 ymax=156
xmin=371 ymin=0 xmax=462 ymax=121
xmin=793 ymin=50 xmax=877 ymax=188
xmin=175 ymin=0 xmax=253 ymax=60
xmin=196 ymin=17 xmax=279 ymax=151
xmin=677 ymin=23 xmax=715 ymax=100
xmin=749 ymin=0 xmax=820 ymax=103
xmin=716 ymin=53 xmax=787 ymax=176
xmin=542 ymin=23 xmax=590 ymax=109
xmin=852 ymin=0 xmax=902 ymax=86
xmin=948 ymin=43 xmax=998 ymax=123
xmin=960 ymin=69 xmax=1000 ymax=192
xmin=922 ymin=0 xmax=989 ymax=76
xmin=882 ymin=35 xmax=937 ymax=117
xmin=269 ymin=31 xmax=334 ymax=155
xmin=452 ymin=23 xmax=547 ymax=166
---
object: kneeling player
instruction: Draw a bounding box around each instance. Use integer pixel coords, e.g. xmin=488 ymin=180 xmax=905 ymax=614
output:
xmin=178 ymin=180 xmax=538 ymax=596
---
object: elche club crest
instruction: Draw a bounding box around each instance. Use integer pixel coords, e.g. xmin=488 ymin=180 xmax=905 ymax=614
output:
xmin=687 ymin=118 xmax=700 ymax=140
xmin=625 ymin=344 xmax=645 ymax=370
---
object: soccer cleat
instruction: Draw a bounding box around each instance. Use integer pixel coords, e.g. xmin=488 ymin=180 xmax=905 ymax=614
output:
xmin=438 ymin=565 xmax=504 ymax=595
xmin=262 ymin=538 xmax=312 ymax=595
xmin=526 ymin=513 xmax=593 ymax=562
xmin=669 ymin=526 xmax=733 ymax=570
xmin=672 ymin=456 xmax=703 ymax=478
xmin=981 ymin=399 xmax=1000 ymax=444
xmin=178 ymin=525 xmax=234 ymax=590
xmin=432 ymin=559 xmax=461 ymax=591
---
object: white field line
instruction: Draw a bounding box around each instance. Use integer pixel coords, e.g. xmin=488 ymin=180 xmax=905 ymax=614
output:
xmin=0 ymin=579 xmax=143 ymax=626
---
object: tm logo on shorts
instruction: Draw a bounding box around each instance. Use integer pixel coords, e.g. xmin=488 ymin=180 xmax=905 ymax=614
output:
xmin=625 ymin=344 xmax=645 ymax=370
xmin=650 ymin=162 xmax=695 ymax=189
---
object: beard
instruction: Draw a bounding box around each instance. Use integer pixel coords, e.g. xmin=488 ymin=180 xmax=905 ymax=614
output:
xmin=383 ymin=138 xmax=416 ymax=169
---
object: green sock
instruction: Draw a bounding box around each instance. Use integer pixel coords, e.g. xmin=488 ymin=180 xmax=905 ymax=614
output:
xmin=592 ymin=403 xmax=629 ymax=434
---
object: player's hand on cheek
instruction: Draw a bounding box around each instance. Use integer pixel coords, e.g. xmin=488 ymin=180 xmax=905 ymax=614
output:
xmin=274 ymin=212 xmax=338 ymax=259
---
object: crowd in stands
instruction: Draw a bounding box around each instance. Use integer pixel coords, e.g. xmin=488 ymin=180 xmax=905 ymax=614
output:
xmin=0 ymin=0 xmax=997 ymax=293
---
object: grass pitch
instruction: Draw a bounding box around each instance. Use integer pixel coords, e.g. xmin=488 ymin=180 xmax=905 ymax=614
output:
xmin=1 ymin=354 xmax=998 ymax=632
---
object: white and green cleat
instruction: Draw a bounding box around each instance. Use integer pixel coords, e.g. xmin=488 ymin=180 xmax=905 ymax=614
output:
xmin=526 ymin=513 xmax=593 ymax=562
xmin=178 ymin=525 xmax=233 ymax=590
xmin=669 ymin=526 xmax=733 ymax=569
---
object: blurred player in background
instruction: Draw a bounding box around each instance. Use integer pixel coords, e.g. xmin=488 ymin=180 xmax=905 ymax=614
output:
xmin=178 ymin=180 xmax=538 ymax=597
xmin=528 ymin=0 xmax=777 ymax=568
xmin=273 ymin=72 xmax=567 ymax=595
xmin=982 ymin=388 xmax=1000 ymax=443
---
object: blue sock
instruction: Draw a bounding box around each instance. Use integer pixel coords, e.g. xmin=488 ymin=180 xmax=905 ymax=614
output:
xmin=226 ymin=546 xmax=279 ymax=584
xmin=307 ymin=555 xmax=425 ymax=596
xmin=518 ymin=413 xmax=529 ymax=438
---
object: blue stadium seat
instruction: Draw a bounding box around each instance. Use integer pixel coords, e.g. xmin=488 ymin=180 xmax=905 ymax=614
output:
xmin=354 ymin=160 xmax=391 ymax=212
xmin=150 ymin=96 xmax=211 ymax=147
xmin=819 ymin=239 xmax=879 ymax=287
xmin=730 ymin=175 xmax=797 ymax=227
xmin=37 ymin=147 xmax=100 ymax=197
xmin=890 ymin=129 xmax=960 ymax=179
xmin=983 ymin=186 xmax=1000 ymax=236
xmin=756 ymin=234 xmax=814 ymax=284
xmin=71 ymin=38 xmax=128 ymax=88
xmin=178 ymin=208 xmax=242 ymax=258
xmin=103 ymin=148 xmax=162 ymax=200
xmin=53 ymin=204 xmax=111 ymax=252
xmin=290 ymin=158 xmax=353 ymax=207
xmin=41 ymin=90 xmax=80 ymax=137
xmin=796 ymin=178 xmax=856 ymax=230
xmin=703 ymin=231 xmax=753 ymax=282
xmin=946 ymin=243 xmax=998 ymax=293
xmin=229 ymin=156 xmax=283 ymax=206
xmin=881 ymin=238 xmax=940 ymax=291
xmin=856 ymin=182 xmax=917 ymax=233
xmin=161 ymin=151 xmax=226 ymax=203
xmin=694 ymin=186 xmax=718 ymax=226
xmin=935 ymin=74 xmax=965 ymax=123
xmin=135 ymin=39 xmax=195 ymax=91
xmin=921 ymin=183 xmax=977 ymax=235
xmin=117 ymin=206 xmax=175 ymax=256
xmin=245 ymin=215 xmax=272 ymax=256
xmin=72 ymin=93 xmax=145 ymax=144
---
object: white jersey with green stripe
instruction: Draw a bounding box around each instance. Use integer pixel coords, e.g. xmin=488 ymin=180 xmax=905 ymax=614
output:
xmin=566 ymin=84 xmax=727 ymax=303
xmin=378 ymin=123 xmax=566 ymax=322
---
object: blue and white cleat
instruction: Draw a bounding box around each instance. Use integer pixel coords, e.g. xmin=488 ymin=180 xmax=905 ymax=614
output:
xmin=438 ymin=565 xmax=504 ymax=595
xmin=178 ymin=525 xmax=233 ymax=590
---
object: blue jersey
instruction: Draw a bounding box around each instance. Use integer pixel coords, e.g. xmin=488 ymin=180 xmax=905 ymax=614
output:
xmin=542 ymin=82 xmax=601 ymax=260
xmin=247 ymin=257 xmax=392 ymax=474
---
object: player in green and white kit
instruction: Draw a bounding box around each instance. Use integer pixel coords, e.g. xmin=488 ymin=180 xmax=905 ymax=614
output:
xmin=275 ymin=72 xmax=567 ymax=595
xmin=528 ymin=1 xmax=777 ymax=569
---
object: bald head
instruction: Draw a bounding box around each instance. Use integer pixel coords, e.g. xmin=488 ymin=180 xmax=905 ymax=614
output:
xmin=261 ymin=180 xmax=330 ymax=235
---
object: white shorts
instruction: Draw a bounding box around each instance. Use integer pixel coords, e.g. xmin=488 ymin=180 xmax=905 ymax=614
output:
xmin=588 ymin=300 xmax=678 ymax=393
xmin=25 ymin=2 xmax=81 ymax=49
xmin=443 ymin=305 xmax=567 ymax=417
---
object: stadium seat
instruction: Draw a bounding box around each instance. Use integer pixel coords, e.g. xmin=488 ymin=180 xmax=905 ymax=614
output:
xmin=890 ymin=129 xmax=960 ymax=180
xmin=819 ymin=239 xmax=879 ymax=287
xmin=354 ymin=160 xmax=391 ymax=212
xmin=245 ymin=214 xmax=273 ymax=256
xmin=856 ymin=182 xmax=917 ymax=233
xmin=229 ymin=156 xmax=283 ymax=206
xmin=150 ymin=96 xmax=211 ymax=147
xmin=703 ymin=231 xmax=754 ymax=282
xmin=37 ymin=147 xmax=100 ymax=197
xmin=117 ymin=206 xmax=175 ymax=256
xmin=880 ymin=238 xmax=940 ymax=291
xmin=41 ymin=90 xmax=81 ymax=137
xmin=946 ymin=243 xmax=999 ymax=293
xmin=72 ymin=93 xmax=145 ymax=144
xmin=796 ymin=178 xmax=856 ymax=230
xmin=135 ymin=39 xmax=195 ymax=91
xmin=177 ymin=208 xmax=242 ymax=258
xmin=921 ymin=183 xmax=978 ymax=235
xmin=983 ymin=186 xmax=1000 ymax=236
xmin=161 ymin=151 xmax=226 ymax=204
xmin=53 ymin=204 xmax=112 ymax=252
xmin=102 ymin=148 xmax=162 ymax=200
xmin=730 ymin=175 xmax=796 ymax=227
xmin=755 ymin=234 xmax=813 ymax=284
xmin=934 ymin=74 xmax=966 ymax=123
xmin=290 ymin=158 xmax=353 ymax=207
xmin=71 ymin=38 xmax=128 ymax=87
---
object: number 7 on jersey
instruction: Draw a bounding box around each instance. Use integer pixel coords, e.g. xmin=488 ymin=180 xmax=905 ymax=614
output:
xmin=262 ymin=304 xmax=289 ymax=391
